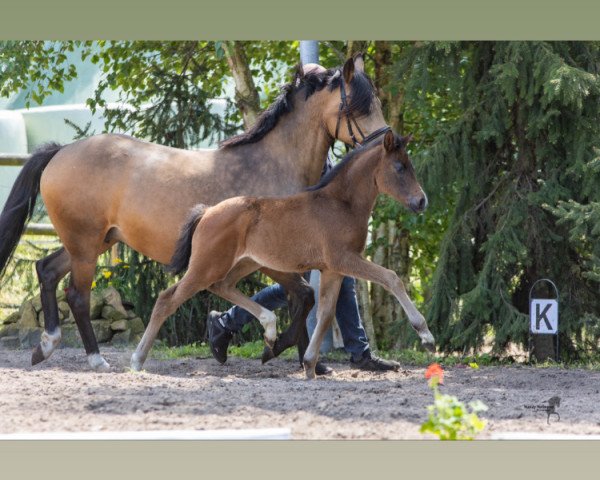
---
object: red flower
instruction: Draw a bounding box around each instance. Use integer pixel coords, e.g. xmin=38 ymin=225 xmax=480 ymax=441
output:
xmin=425 ymin=363 xmax=444 ymax=384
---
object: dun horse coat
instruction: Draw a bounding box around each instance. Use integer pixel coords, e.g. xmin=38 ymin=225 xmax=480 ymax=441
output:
xmin=0 ymin=56 xmax=387 ymax=370
xmin=131 ymin=130 xmax=436 ymax=378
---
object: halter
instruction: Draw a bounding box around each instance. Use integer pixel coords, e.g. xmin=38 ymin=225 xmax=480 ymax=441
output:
xmin=333 ymin=77 xmax=391 ymax=149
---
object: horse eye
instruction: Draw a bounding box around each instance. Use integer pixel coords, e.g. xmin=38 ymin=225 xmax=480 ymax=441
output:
xmin=395 ymin=162 xmax=405 ymax=173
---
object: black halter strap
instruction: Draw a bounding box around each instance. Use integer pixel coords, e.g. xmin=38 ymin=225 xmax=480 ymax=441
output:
xmin=333 ymin=77 xmax=391 ymax=150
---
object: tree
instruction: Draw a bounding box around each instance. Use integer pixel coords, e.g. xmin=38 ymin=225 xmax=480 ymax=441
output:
xmin=395 ymin=42 xmax=600 ymax=359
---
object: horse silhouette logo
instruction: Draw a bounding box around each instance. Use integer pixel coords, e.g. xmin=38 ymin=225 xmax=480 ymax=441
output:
xmin=546 ymin=396 xmax=561 ymax=424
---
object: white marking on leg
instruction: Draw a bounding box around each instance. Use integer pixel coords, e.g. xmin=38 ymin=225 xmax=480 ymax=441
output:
xmin=258 ymin=308 xmax=277 ymax=344
xmin=87 ymin=353 xmax=110 ymax=372
xmin=393 ymin=289 xmax=435 ymax=346
xmin=130 ymin=351 xmax=144 ymax=371
xmin=40 ymin=328 xmax=62 ymax=359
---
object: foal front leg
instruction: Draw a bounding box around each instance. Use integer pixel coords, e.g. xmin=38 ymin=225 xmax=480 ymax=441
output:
xmin=302 ymin=272 xmax=343 ymax=379
xmin=337 ymin=255 xmax=435 ymax=351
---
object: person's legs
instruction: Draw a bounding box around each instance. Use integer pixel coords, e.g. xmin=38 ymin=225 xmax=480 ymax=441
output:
xmin=334 ymin=276 xmax=370 ymax=360
xmin=208 ymin=282 xmax=333 ymax=375
xmin=306 ymin=270 xmax=334 ymax=353
xmin=207 ymin=284 xmax=287 ymax=364
xmin=222 ymin=284 xmax=288 ymax=332
xmin=335 ymin=276 xmax=400 ymax=371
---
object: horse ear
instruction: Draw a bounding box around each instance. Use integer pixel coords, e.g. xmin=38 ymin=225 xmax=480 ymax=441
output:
xmin=384 ymin=130 xmax=395 ymax=152
xmin=343 ymin=57 xmax=355 ymax=84
xmin=353 ymin=53 xmax=365 ymax=73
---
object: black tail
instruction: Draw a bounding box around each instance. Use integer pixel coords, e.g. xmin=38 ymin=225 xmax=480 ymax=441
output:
xmin=0 ymin=142 xmax=63 ymax=277
xmin=167 ymin=204 xmax=208 ymax=275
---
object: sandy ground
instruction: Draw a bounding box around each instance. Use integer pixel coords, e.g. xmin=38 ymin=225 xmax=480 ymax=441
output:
xmin=0 ymin=346 xmax=599 ymax=439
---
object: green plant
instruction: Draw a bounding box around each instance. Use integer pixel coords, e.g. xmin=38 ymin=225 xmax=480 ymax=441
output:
xmin=420 ymin=365 xmax=488 ymax=440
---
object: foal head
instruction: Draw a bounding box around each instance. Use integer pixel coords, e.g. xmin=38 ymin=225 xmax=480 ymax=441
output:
xmin=375 ymin=130 xmax=428 ymax=213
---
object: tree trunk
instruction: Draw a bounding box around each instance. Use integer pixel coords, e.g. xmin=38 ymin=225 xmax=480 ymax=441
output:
xmin=374 ymin=41 xmax=405 ymax=132
xmin=346 ymin=41 xmax=369 ymax=59
xmin=223 ymin=41 xmax=261 ymax=129
xmin=370 ymin=222 xmax=388 ymax=348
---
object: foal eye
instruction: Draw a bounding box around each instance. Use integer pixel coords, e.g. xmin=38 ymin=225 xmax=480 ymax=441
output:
xmin=394 ymin=163 xmax=405 ymax=173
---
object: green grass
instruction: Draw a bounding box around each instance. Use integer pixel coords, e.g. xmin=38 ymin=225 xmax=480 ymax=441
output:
xmin=151 ymin=341 xmax=600 ymax=370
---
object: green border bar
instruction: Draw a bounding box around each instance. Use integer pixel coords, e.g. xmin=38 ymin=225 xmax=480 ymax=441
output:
xmin=0 ymin=0 xmax=599 ymax=40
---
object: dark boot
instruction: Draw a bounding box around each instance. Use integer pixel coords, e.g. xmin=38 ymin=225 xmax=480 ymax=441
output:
xmin=350 ymin=350 xmax=400 ymax=372
xmin=315 ymin=362 xmax=334 ymax=376
xmin=207 ymin=311 xmax=233 ymax=364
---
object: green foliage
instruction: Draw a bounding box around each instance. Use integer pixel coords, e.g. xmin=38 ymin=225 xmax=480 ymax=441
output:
xmin=397 ymin=42 xmax=600 ymax=358
xmin=420 ymin=377 xmax=488 ymax=440
xmin=4 ymin=40 xmax=600 ymax=357
xmin=0 ymin=41 xmax=78 ymax=107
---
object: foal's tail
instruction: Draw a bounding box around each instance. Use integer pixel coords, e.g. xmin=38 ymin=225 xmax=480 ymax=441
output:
xmin=0 ymin=142 xmax=63 ymax=277
xmin=167 ymin=204 xmax=208 ymax=275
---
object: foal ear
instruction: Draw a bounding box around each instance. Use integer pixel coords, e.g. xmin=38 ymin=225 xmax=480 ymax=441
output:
xmin=353 ymin=53 xmax=365 ymax=73
xmin=343 ymin=57 xmax=355 ymax=84
xmin=383 ymin=130 xmax=396 ymax=152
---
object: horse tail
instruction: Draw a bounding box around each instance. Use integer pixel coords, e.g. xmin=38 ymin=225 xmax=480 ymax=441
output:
xmin=167 ymin=204 xmax=208 ymax=275
xmin=0 ymin=142 xmax=63 ymax=277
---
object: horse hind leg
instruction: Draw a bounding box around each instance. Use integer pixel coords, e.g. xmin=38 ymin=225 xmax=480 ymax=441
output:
xmin=260 ymin=269 xmax=314 ymax=365
xmin=66 ymin=257 xmax=110 ymax=371
xmin=31 ymin=247 xmax=71 ymax=365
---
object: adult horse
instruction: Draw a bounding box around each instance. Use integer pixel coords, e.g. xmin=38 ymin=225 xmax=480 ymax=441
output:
xmin=0 ymin=55 xmax=388 ymax=370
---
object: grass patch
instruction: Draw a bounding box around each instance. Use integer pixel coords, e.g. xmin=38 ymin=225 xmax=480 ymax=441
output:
xmin=150 ymin=342 xmax=600 ymax=370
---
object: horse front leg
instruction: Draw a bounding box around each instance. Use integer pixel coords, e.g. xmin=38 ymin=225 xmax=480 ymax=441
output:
xmin=336 ymin=254 xmax=435 ymax=351
xmin=259 ymin=269 xmax=315 ymax=365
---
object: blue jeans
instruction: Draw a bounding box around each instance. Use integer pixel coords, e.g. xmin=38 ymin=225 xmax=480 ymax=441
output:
xmin=220 ymin=277 xmax=370 ymax=360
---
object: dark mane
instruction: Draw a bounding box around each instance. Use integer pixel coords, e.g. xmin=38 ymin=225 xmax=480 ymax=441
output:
xmin=306 ymin=133 xmax=408 ymax=191
xmin=306 ymin=138 xmax=384 ymax=191
xmin=219 ymin=65 xmax=376 ymax=149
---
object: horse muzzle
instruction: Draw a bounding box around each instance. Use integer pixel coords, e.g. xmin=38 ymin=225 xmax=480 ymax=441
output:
xmin=409 ymin=194 xmax=428 ymax=214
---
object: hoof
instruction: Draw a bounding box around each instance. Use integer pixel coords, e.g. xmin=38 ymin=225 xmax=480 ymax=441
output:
xmin=303 ymin=360 xmax=316 ymax=380
xmin=130 ymin=352 xmax=144 ymax=371
xmin=31 ymin=345 xmax=45 ymax=366
xmin=422 ymin=341 xmax=436 ymax=353
xmin=87 ymin=353 xmax=110 ymax=372
xmin=261 ymin=345 xmax=275 ymax=364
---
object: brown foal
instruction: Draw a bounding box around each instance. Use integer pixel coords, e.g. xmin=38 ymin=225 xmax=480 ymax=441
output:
xmin=131 ymin=130 xmax=435 ymax=378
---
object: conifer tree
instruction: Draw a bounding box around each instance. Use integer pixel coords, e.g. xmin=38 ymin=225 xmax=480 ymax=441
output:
xmin=395 ymin=42 xmax=600 ymax=358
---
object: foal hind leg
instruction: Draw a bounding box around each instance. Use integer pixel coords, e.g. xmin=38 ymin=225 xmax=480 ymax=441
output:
xmin=32 ymin=247 xmax=71 ymax=365
xmin=209 ymin=282 xmax=278 ymax=351
xmin=260 ymin=269 xmax=315 ymax=365
xmin=131 ymin=272 xmax=207 ymax=371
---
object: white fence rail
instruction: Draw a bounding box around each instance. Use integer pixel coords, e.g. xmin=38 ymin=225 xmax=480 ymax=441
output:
xmin=0 ymin=154 xmax=56 ymax=236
